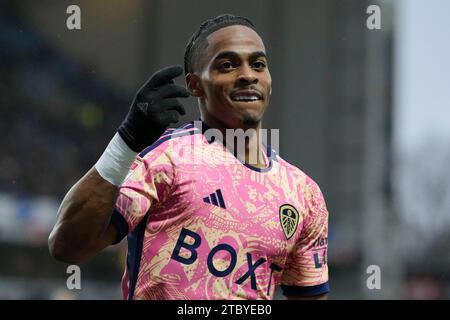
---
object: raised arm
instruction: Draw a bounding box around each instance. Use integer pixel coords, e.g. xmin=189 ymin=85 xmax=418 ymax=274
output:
xmin=48 ymin=65 xmax=189 ymax=264
xmin=48 ymin=167 xmax=120 ymax=264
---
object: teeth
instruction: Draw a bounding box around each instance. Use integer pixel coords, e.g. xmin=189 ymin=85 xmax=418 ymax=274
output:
xmin=232 ymin=96 xmax=260 ymax=101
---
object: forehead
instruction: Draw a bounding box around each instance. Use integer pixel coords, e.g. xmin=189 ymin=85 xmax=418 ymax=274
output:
xmin=204 ymin=25 xmax=266 ymax=58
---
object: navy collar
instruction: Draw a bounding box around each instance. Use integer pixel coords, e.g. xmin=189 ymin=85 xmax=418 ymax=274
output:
xmin=194 ymin=119 xmax=275 ymax=173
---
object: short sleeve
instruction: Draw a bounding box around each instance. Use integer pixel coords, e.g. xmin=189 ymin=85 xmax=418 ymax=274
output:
xmin=110 ymin=141 xmax=175 ymax=244
xmin=281 ymin=178 xmax=329 ymax=297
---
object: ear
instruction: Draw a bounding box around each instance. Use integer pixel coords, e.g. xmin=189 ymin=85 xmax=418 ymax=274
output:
xmin=186 ymin=73 xmax=204 ymax=97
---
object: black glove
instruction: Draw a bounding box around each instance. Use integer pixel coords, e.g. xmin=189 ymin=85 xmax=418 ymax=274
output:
xmin=118 ymin=65 xmax=190 ymax=152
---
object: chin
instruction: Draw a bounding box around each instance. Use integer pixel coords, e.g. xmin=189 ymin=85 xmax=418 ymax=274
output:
xmin=241 ymin=113 xmax=263 ymax=126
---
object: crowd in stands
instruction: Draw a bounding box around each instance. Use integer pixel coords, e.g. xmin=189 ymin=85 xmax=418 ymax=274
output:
xmin=0 ymin=2 xmax=129 ymax=197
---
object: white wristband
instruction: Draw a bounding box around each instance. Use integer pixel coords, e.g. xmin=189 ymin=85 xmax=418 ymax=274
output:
xmin=95 ymin=133 xmax=138 ymax=186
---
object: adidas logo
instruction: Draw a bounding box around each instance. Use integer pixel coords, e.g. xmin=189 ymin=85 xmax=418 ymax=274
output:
xmin=203 ymin=189 xmax=226 ymax=209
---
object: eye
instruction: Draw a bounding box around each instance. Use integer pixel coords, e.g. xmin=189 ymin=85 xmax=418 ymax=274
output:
xmin=253 ymin=61 xmax=267 ymax=69
xmin=219 ymin=61 xmax=235 ymax=71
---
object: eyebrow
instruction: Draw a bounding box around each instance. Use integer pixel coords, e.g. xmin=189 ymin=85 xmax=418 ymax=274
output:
xmin=213 ymin=51 xmax=267 ymax=62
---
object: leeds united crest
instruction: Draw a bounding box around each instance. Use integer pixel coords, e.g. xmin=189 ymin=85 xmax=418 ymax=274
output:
xmin=279 ymin=204 xmax=299 ymax=240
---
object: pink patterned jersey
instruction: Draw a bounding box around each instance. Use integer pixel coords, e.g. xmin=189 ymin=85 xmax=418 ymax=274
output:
xmin=111 ymin=121 xmax=329 ymax=300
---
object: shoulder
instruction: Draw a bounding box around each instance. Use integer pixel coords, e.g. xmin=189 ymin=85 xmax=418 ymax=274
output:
xmin=275 ymin=153 xmax=327 ymax=208
xmin=138 ymin=121 xmax=202 ymax=160
xmin=274 ymin=153 xmax=314 ymax=184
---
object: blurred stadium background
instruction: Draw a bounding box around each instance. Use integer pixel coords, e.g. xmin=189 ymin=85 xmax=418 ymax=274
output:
xmin=0 ymin=0 xmax=449 ymax=299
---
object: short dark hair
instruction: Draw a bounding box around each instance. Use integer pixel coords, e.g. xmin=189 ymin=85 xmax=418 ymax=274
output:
xmin=184 ymin=14 xmax=256 ymax=75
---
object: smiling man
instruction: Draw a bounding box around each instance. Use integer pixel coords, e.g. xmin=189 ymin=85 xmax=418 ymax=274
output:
xmin=48 ymin=14 xmax=330 ymax=300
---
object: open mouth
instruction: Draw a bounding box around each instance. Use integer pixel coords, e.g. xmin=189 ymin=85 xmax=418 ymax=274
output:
xmin=230 ymin=90 xmax=263 ymax=102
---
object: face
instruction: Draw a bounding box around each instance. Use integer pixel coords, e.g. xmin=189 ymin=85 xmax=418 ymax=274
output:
xmin=188 ymin=25 xmax=272 ymax=128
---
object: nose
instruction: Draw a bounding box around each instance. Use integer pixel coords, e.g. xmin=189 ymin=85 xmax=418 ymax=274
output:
xmin=236 ymin=64 xmax=258 ymax=85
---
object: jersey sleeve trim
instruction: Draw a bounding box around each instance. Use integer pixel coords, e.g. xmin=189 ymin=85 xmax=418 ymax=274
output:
xmin=110 ymin=208 xmax=129 ymax=244
xmin=139 ymin=128 xmax=201 ymax=158
xmin=281 ymin=282 xmax=330 ymax=297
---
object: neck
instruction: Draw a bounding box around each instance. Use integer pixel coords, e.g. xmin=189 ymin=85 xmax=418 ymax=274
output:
xmin=200 ymin=113 xmax=267 ymax=168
